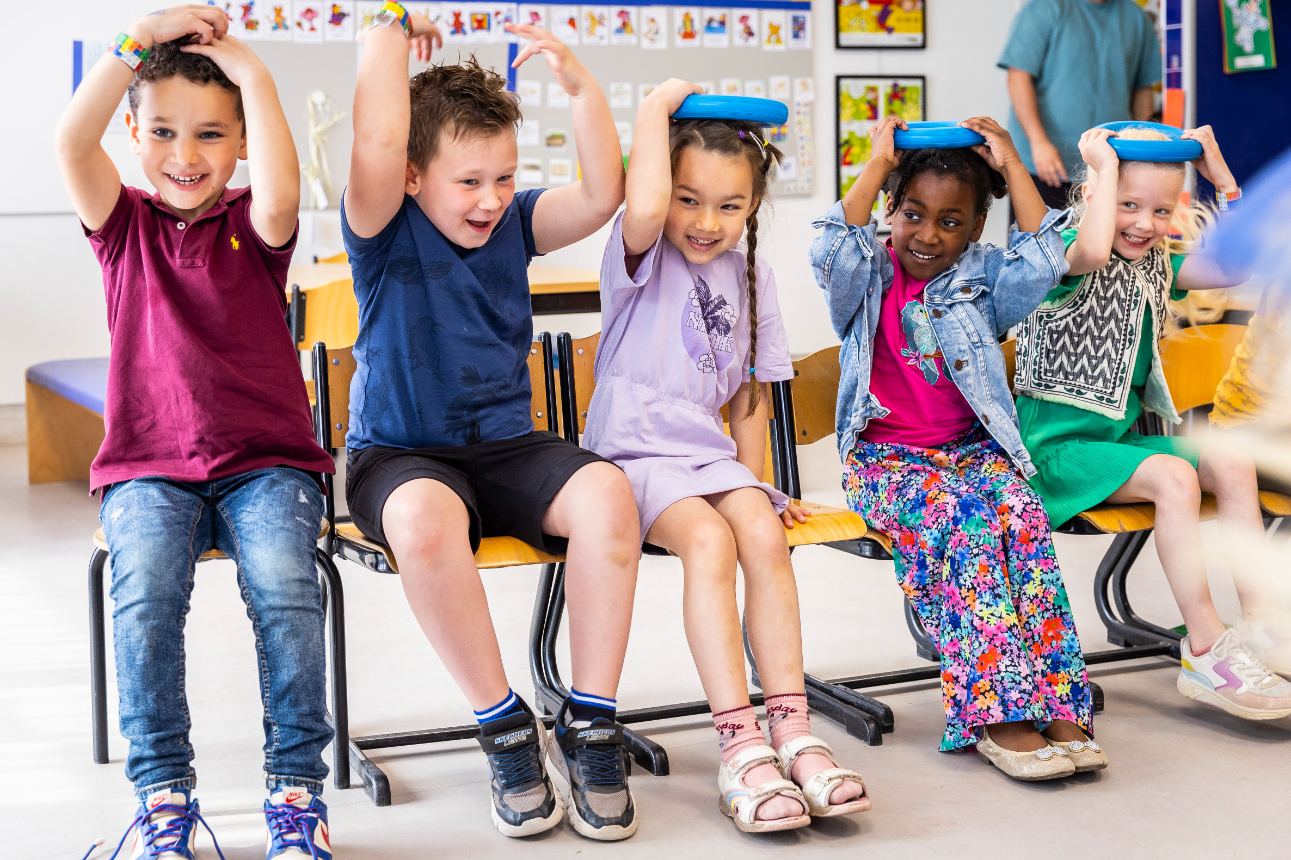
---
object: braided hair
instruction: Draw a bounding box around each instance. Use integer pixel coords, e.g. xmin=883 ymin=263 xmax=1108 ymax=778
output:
xmin=668 ymin=119 xmax=785 ymax=417
xmin=881 ymin=147 xmax=1007 ymax=220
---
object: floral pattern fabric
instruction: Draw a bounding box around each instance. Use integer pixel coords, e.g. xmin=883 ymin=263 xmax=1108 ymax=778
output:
xmin=843 ymin=426 xmax=1092 ymax=750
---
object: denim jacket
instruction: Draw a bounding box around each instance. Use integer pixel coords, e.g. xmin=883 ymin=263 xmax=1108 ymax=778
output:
xmin=808 ymin=202 xmax=1072 ymax=477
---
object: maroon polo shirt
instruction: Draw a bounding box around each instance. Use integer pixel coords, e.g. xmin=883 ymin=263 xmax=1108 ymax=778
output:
xmin=84 ymin=184 xmax=335 ymax=493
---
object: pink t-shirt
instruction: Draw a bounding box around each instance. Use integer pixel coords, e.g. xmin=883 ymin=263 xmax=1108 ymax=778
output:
xmin=84 ymin=185 xmax=335 ymax=492
xmin=860 ymin=246 xmax=978 ymax=447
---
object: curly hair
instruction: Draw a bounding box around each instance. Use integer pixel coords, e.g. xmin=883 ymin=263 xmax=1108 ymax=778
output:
xmin=668 ymin=119 xmax=784 ymax=418
xmin=881 ymin=147 xmax=1007 ymax=219
xmin=408 ymin=56 xmax=522 ymax=169
xmin=126 ymin=38 xmax=243 ymax=127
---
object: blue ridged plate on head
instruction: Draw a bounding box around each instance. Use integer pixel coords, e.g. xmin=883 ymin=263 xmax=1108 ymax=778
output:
xmin=672 ymin=95 xmax=789 ymax=127
xmin=893 ymin=121 xmax=986 ymax=150
xmin=1097 ymin=121 xmax=1202 ymax=163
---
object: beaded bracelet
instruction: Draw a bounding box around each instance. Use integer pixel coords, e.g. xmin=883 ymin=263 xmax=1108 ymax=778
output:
xmin=378 ymin=1 xmax=413 ymax=37
xmin=1215 ymin=188 xmax=1242 ymax=212
xmin=110 ymin=32 xmax=150 ymax=70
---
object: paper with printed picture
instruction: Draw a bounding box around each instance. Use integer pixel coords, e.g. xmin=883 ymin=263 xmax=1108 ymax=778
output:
xmin=701 ymin=9 xmax=730 ymax=47
xmin=639 ymin=82 xmax=659 ymax=102
xmin=609 ymin=7 xmax=638 ymax=46
xmin=468 ymin=7 xmax=493 ymax=41
xmin=769 ymin=75 xmax=790 ymax=100
xmin=516 ymin=120 xmax=540 ymax=146
xmin=491 ymin=4 xmax=518 ymax=41
xmin=353 ymin=0 xmax=381 ymax=31
xmin=581 ymin=7 xmax=610 ymax=45
xmin=293 ymin=2 xmax=325 ymax=41
xmin=609 ymin=82 xmax=633 ymax=108
xmin=546 ymin=130 xmax=567 ymax=148
xmin=230 ymin=1 xmax=263 ymax=39
xmin=674 ymin=7 xmax=701 ymax=47
xmin=744 ymin=78 xmax=765 ymax=98
xmin=518 ymin=4 xmax=547 ymax=29
xmin=548 ymin=158 xmax=573 ymax=185
xmin=517 ymin=78 xmax=542 ymax=106
xmin=443 ymin=6 xmax=471 ymax=41
xmin=262 ymin=3 xmax=294 ymax=39
xmin=719 ymin=78 xmax=742 ymax=96
xmin=322 ymin=2 xmax=355 ymax=40
xmin=639 ymin=7 xmax=668 ymax=49
xmin=696 ymin=80 xmax=715 ymax=94
xmin=552 ymin=6 xmax=580 ymax=43
xmin=787 ymin=9 xmax=809 ymax=49
xmin=777 ymin=157 xmax=798 ymax=181
xmin=731 ymin=9 xmax=757 ymax=46
xmin=208 ymin=1 xmax=237 ymax=30
xmin=519 ymin=157 xmax=544 ymax=184
xmin=547 ymin=81 xmax=572 ymax=108
xmin=760 ymin=9 xmax=785 ymax=51
xmin=615 ymin=120 xmax=633 ymax=146
xmin=403 ymin=2 xmax=442 ymax=21
xmin=792 ymin=77 xmax=814 ymax=103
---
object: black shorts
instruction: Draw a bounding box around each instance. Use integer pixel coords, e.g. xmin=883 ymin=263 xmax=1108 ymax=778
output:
xmin=346 ymin=431 xmax=608 ymax=554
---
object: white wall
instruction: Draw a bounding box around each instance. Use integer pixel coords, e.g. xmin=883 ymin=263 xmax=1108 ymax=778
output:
xmin=0 ymin=0 xmax=1022 ymax=405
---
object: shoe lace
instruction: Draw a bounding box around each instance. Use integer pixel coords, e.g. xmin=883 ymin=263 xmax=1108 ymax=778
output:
xmin=576 ymin=746 xmax=625 ymax=787
xmin=1213 ymin=633 xmax=1281 ymax=688
xmin=105 ymin=801 xmax=226 ymax=860
xmin=265 ymin=802 xmax=325 ymax=860
xmin=493 ymin=743 xmax=544 ymax=790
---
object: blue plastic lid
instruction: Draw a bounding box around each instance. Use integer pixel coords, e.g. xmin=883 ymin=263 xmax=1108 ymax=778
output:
xmin=1096 ymin=121 xmax=1202 ymax=163
xmin=672 ymin=95 xmax=789 ymax=127
xmin=893 ymin=121 xmax=987 ymax=150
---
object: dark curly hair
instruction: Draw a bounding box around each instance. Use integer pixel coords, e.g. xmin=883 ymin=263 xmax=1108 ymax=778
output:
xmin=409 ymin=56 xmax=522 ymax=169
xmin=126 ymin=38 xmax=244 ymax=127
xmin=882 ymin=147 xmax=1006 ymax=219
xmin=669 ymin=118 xmax=784 ymax=418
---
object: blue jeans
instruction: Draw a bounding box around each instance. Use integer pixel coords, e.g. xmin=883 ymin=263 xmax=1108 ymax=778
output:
xmin=101 ymin=467 xmax=332 ymax=799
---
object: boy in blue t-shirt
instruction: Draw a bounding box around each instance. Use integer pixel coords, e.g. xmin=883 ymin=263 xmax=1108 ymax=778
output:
xmin=344 ymin=5 xmax=640 ymax=841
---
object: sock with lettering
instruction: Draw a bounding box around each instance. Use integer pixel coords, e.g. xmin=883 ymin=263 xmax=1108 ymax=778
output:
xmin=765 ymin=692 xmax=863 ymax=805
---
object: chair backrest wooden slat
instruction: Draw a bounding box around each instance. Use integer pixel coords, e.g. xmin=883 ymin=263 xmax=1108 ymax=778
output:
xmin=299 ymin=278 xmax=360 ymax=350
xmin=569 ymin=332 xmax=600 ymax=435
xmin=789 ymin=346 xmax=842 ymax=446
xmin=1159 ymin=324 xmax=1247 ymax=414
xmin=1001 ymin=338 xmax=1017 ymax=395
xmin=526 ymin=343 xmax=553 ymax=431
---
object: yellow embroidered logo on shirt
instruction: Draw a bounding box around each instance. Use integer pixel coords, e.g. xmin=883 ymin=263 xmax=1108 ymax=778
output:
xmin=230 ymin=235 xmax=240 ymax=251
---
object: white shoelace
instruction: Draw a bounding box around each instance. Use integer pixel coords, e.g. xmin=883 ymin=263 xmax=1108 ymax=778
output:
xmin=1211 ymin=630 xmax=1283 ymax=690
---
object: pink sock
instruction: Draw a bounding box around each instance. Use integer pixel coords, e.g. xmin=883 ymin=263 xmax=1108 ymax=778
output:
xmin=713 ymin=705 xmax=765 ymax=762
xmin=765 ymin=693 xmax=811 ymax=750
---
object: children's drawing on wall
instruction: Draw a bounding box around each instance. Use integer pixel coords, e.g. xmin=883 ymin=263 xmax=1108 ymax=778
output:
xmin=732 ymin=9 xmax=757 ymax=46
xmin=553 ymin=5 xmax=580 ymax=43
xmin=641 ymin=6 xmax=668 ymax=48
xmin=234 ymin=1 xmax=264 ymax=38
xmin=836 ymin=0 xmax=924 ymax=48
xmin=744 ymin=78 xmax=766 ymax=97
xmin=469 ymin=10 xmax=492 ymax=41
xmin=582 ymin=6 xmax=610 ymax=45
xmin=610 ymin=7 xmax=638 ymax=45
xmin=702 ymin=9 xmax=730 ymax=47
xmin=788 ymin=10 xmax=811 ymax=49
xmin=609 ymin=82 xmax=633 ymax=107
xmin=293 ymin=2 xmax=324 ymax=42
xmin=675 ymin=7 xmax=700 ymax=47
xmin=720 ymin=78 xmax=743 ymax=96
xmin=264 ymin=3 xmax=293 ymax=39
xmin=761 ymin=9 xmax=786 ymax=51
xmin=324 ymin=2 xmax=355 ymax=40
xmin=444 ymin=6 xmax=471 ymax=42
xmin=519 ymin=4 xmax=548 ymax=28
xmin=836 ymin=75 xmax=924 ymax=205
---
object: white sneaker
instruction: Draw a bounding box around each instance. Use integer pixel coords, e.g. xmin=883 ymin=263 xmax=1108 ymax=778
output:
xmin=110 ymin=789 xmax=221 ymax=860
xmin=1178 ymin=628 xmax=1291 ymax=720
xmin=1240 ymin=617 xmax=1291 ymax=679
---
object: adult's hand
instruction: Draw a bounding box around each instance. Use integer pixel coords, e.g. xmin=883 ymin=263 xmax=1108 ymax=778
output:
xmin=1031 ymin=138 xmax=1068 ymax=187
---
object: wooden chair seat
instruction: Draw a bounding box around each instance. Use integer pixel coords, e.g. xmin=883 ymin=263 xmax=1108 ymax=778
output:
xmin=93 ymin=527 xmax=226 ymax=559
xmin=1259 ymin=490 xmax=1291 ymax=518
xmin=1070 ymin=494 xmax=1219 ymax=534
xmin=333 ymin=522 xmax=566 ymax=574
xmin=785 ymin=501 xmax=869 ymax=547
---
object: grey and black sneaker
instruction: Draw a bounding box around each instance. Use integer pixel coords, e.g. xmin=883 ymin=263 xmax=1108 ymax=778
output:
xmin=476 ymin=706 xmax=565 ymax=837
xmin=553 ymin=710 xmax=639 ymax=841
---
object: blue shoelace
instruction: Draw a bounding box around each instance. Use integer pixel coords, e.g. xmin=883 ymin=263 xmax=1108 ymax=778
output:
xmin=492 ymin=743 xmax=544 ymax=790
xmin=574 ymin=746 xmax=625 ymax=787
xmin=265 ymin=801 xmax=326 ymax=860
xmin=103 ymin=800 xmax=226 ymax=860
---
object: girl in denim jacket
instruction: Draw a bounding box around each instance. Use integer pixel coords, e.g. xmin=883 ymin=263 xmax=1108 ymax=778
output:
xmin=810 ymin=116 xmax=1102 ymax=781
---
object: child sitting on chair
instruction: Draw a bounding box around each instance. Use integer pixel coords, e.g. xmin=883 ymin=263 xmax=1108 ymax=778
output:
xmin=812 ymin=116 xmax=1102 ymax=781
xmin=1015 ymin=124 xmax=1291 ymax=718
xmin=342 ymin=5 xmax=641 ymax=841
xmin=55 ymin=6 xmax=336 ymax=857
xmin=582 ymin=80 xmax=869 ymax=833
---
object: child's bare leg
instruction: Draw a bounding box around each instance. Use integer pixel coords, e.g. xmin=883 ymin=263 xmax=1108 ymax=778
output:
xmin=1106 ymin=453 xmax=1227 ymax=651
xmin=382 ymin=479 xmax=511 ymax=710
xmin=1197 ymin=441 xmax=1275 ymax=617
xmin=540 ymin=462 xmax=640 ymax=700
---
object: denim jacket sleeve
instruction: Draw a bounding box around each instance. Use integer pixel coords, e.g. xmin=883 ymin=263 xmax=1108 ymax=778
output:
xmin=809 ymin=201 xmax=893 ymax=339
xmin=982 ymin=206 xmax=1073 ymax=334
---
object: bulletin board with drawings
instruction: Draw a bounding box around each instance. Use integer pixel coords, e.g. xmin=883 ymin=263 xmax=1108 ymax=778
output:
xmin=215 ymin=1 xmax=818 ymax=198
xmin=836 ymin=74 xmax=924 ymax=225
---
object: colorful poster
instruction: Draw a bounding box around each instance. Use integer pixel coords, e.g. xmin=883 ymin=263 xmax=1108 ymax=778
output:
xmin=294 ymin=2 xmax=325 ymax=41
xmin=837 ymin=0 xmax=924 ymax=49
xmin=609 ymin=82 xmax=633 ymax=107
xmin=731 ymin=9 xmax=758 ymax=46
xmin=702 ymin=9 xmax=730 ymax=47
xmin=744 ymin=78 xmax=766 ymax=98
xmin=518 ymin=4 xmax=548 ymax=29
xmin=885 ymin=78 xmax=923 ymax=120
xmin=836 ymin=76 xmax=924 ymax=204
xmin=491 ymin=4 xmax=518 ymax=41
xmin=641 ymin=7 xmax=669 ymax=48
xmin=552 ymin=5 xmax=580 ymax=42
xmin=719 ymin=77 xmax=743 ymax=95
xmin=674 ymin=7 xmax=701 ymax=47
xmin=468 ymin=7 xmax=493 ymax=41
xmin=610 ymin=7 xmax=639 ymax=45
xmin=443 ymin=6 xmax=471 ymax=42
xmin=761 ymin=9 xmax=786 ymax=51
xmin=234 ymin=1 xmax=266 ymax=39
xmin=548 ymin=81 xmax=572 ymax=108
xmin=1220 ymin=0 xmax=1276 ymax=73
xmin=546 ymin=129 xmax=568 ymax=148
xmin=263 ymin=3 xmax=295 ymax=39
xmin=323 ymin=2 xmax=355 ymax=40
xmin=516 ymin=78 xmax=542 ymax=106
xmin=788 ymin=9 xmax=810 ymax=49
xmin=581 ymin=6 xmax=610 ymax=44
xmin=353 ymin=0 xmax=382 ymax=30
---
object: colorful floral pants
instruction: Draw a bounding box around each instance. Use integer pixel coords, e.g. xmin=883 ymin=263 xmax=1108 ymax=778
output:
xmin=843 ymin=427 xmax=1092 ymax=751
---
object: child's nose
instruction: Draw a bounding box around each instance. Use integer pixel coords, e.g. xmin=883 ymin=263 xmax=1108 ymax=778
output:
xmin=697 ymin=208 xmax=720 ymax=232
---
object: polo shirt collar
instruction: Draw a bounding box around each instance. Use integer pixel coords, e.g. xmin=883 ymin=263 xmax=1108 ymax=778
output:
xmin=144 ymin=185 xmax=251 ymax=225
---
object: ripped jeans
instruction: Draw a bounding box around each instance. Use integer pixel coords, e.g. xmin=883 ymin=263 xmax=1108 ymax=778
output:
xmin=100 ymin=468 xmax=331 ymax=798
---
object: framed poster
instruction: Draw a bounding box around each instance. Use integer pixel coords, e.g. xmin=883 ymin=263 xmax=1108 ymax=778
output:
xmin=836 ymin=0 xmax=924 ymax=49
xmin=836 ymin=76 xmax=925 ymax=216
xmin=1219 ymin=0 xmax=1276 ymax=73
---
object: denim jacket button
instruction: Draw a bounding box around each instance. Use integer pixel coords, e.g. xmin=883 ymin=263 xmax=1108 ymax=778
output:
xmin=981 ymin=413 xmax=991 ymax=425
xmin=954 ymin=359 xmax=966 ymax=370
xmin=959 ymin=286 xmax=972 ymax=294
xmin=931 ymin=308 xmax=944 ymax=318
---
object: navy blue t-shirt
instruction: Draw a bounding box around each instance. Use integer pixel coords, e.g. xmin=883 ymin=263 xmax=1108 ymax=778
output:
xmin=341 ymin=189 xmax=544 ymax=450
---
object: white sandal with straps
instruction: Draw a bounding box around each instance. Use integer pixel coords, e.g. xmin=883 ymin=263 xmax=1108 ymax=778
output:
xmin=775 ymin=735 xmax=871 ymax=817
xmin=717 ymin=744 xmax=811 ymax=833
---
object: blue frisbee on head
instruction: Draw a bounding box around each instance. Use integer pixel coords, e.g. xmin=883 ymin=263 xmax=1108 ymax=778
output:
xmin=672 ymin=95 xmax=789 ymax=127
xmin=1097 ymin=121 xmax=1202 ymax=163
xmin=893 ymin=121 xmax=987 ymax=150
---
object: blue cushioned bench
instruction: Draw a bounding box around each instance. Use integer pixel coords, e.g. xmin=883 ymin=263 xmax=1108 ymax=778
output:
xmin=26 ymin=358 xmax=109 ymax=483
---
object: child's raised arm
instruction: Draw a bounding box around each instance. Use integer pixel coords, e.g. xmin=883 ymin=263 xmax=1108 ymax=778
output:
xmin=1176 ymin=126 xmax=1248 ymax=290
xmin=346 ymin=13 xmax=442 ymax=239
xmin=961 ymin=116 xmax=1047 ymax=234
xmin=522 ymin=25 xmax=627 ymax=254
xmin=182 ymin=34 xmax=299 ymax=247
xmin=1064 ymin=127 xmax=1119 ymax=276
xmin=54 ymin=5 xmax=228 ymax=231
xmin=841 ymin=116 xmax=903 ymax=226
xmin=621 ymin=78 xmax=702 ymax=255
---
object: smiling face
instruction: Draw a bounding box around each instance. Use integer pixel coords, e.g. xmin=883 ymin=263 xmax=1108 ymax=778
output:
xmin=126 ymin=77 xmax=246 ymax=220
xmin=663 ymin=147 xmax=757 ymax=264
xmin=886 ymin=172 xmax=987 ymax=282
xmin=410 ymin=127 xmax=517 ymax=249
xmin=1091 ymin=162 xmax=1185 ymax=261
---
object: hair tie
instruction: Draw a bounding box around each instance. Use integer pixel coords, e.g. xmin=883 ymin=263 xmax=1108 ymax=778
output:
xmin=749 ymin=366 xmax=756 ymax=374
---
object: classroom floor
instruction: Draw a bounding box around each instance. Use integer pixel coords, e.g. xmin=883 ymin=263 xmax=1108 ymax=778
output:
xmin=3 ymin=439 xmax=1288 ymax=860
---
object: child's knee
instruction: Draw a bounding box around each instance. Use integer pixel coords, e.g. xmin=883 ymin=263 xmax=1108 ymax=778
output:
xmin=1155 ymin=457 xmax=1203 ymax=507
xmin=565 ymin=462 xmax=642 ymax=539
xmin=680 ymin=517 xmax=738 ymax=570
xmin=382 ymin=481 xmax=470 ymax=553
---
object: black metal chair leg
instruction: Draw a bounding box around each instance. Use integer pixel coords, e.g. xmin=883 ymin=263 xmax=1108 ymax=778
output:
xmin=316 ymin=550 xmax=349 ymax=790
xmin=1090 ymin=681 xmax=1104 ymax=714
xmin=89 ymin=548 xmax=110 ymax=765
xmin=903 ymin=597 xmax=940 ymax=662
xmin=348 ymin=741 xmax=392 ymax=807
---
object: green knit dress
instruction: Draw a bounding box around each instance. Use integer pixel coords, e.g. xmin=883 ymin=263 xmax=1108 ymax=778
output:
xmin=1017 ymin=231 xmax=1203 ymax=527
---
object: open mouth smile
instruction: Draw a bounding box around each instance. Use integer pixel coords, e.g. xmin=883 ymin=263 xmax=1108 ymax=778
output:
xmin=1120 ymin=232 xmax=1151 ymax=247
xmin=466 ymin=218 xmax=493 ymax=234
xmin=687 ymin=235 xmax=719 ymax=252
xmin=166 ymin=173 xmax=206 ymax=188
xmin=908 ymin=249 xmax=938 ymax=261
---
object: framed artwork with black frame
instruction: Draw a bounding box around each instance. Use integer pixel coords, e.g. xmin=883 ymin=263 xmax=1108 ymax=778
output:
xmin=836 ymin=75 xmax=926 ymax=227
xmin=836 ymin=0 xmax=926 ymax=49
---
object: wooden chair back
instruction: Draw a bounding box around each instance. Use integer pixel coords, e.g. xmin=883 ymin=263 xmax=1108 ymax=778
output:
xmin=317 ymin=251 xmax=349 ymax=264
xmin=298 ymin=278 xmax=360 ymax=350
xmin=788 ymin=346 xmax=843 ymax=446
xmin=1001 ymin=338 xmax=1017 ymax=394
xmin=1159 ymin=324 xmax=1247 ymax=414
xmin=566 ymin=332 xmax=601 ymax=436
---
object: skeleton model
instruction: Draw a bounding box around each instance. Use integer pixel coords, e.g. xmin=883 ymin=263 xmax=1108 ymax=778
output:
xmin=301 ymin=90 xmax=346 ymax=209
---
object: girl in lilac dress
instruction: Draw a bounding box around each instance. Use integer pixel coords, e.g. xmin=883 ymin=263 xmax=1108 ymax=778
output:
xmin=582 ymin=79 xmax=869 ymax=833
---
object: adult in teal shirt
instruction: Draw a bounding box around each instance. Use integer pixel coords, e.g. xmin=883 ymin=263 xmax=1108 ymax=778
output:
xmin=998 ymin=0 xmax=1160 ymax=208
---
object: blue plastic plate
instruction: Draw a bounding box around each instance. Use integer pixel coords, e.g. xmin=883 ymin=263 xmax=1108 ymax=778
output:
xmin=1097 ymin=121 xmax=1202 ymax=163
xmin=893 ymin=121 xmax=987 ymax=150
xmin=672 ymin=95 xmax=789 ymax=127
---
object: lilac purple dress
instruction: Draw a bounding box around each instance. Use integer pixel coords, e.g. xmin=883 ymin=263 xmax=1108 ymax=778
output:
xmin=583 ymin=213 xmax=794 ymax=537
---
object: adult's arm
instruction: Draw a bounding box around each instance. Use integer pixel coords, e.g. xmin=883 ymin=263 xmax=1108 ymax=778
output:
xmin=1131 ymin=86 xmax=1155 ymax=121
xmin=1006 ymin=69 xmax=1067 ymax=187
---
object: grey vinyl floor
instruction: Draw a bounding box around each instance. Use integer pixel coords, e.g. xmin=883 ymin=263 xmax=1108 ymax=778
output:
xmin=2 ymin=439 xmax=1287 ymax=860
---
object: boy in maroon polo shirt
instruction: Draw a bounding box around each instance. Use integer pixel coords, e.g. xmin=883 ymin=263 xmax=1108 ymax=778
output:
xmin=55 ymin=6 xmax=335 ymax=858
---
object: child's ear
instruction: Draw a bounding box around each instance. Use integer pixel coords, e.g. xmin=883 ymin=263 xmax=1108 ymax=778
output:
xmin=405 ymin=160 xmax=422 ymax=195
xmin=125 ymin=111 xmax=143 ymax=156
xmin=969 ymin=210 xmax=988 ymax=242
xmin=238 ymin=132 xmax=249 ymax=161
xmin=1081 ymin=182 xmax=1093 ymax=204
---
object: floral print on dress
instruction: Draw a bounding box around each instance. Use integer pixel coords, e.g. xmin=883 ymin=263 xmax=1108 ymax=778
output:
xmin=842 ymin=426 xmax=1092 ymax=751
xmin=681 ymin=274 xmax=738 ymax=374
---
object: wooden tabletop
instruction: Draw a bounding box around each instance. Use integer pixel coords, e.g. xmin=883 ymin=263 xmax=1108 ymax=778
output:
xmin=286 ymin=261 xmax=600 ymax=294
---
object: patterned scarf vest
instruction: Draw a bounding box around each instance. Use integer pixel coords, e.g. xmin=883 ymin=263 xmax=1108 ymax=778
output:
xmin=1014 ymin=245 xmax=1181 ymax=424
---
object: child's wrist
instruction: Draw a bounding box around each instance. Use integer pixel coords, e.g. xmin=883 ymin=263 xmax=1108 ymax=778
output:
xmin=111 ymin=29 xmax=153 ymax=70
xmin=125 ymin=19 xmax=157 ymax=50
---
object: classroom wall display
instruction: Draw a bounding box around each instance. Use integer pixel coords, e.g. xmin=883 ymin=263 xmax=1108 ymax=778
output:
xmin=836 ymin=0 xmax=924 ymax=49
xmin=836 ymin=75 xmax=925 ymax=212
xmin=1220 ymin=0 xmax=1276 ymax=73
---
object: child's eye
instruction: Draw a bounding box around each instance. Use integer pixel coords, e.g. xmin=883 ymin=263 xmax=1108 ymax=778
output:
xmin=679 ymin=196 xmax=698 ymax=206
xmin=199 ymin=131 xmax=223 ymax=141
xmin=1155 ymin=208 xmax=1170 ymax=216
xmin=461 ymin=179 xmax=479 ymax=186
xmin=1122 ymin=201 xmax=1137 ymax=209
xmin=941 ymin=219 xmax=960 ymax=229
xmin=902 ymin=210 xmax=920 ymax=221
xmin=498 ymin=175 xmax=514 ymax=183
xmin=720 ymin=203 xmax=741 ymax=211
xmin=151 ymin=128 xmax=174 ymax=139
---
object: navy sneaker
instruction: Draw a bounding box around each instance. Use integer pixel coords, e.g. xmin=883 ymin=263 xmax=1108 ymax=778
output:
xmin=105 ymin=789 xmax=224 ymax=860
xmin=264 ymin=787 xmax=331 ymax=859
xmin=553 ymin=706 xmax=638 ymax=841
xmin=476 ymin=703 xmax=565 ymax=837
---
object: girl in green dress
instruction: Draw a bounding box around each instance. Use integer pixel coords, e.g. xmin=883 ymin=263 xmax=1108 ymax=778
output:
xmin=1015 ymin=125 xmax=1291 ymax=721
